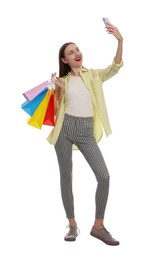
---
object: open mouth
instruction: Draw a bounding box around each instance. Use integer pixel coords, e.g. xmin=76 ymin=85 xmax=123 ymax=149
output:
xmin=75 ymin=56 xmax=81 ymax=61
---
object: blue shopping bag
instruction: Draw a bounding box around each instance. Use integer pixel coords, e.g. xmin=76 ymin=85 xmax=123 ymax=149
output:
xmin=21 ymin=87 xmax=48 ymax=116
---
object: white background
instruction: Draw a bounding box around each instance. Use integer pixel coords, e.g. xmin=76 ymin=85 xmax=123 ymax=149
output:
xmin=0 ymin=0 xmax=157 ymax=259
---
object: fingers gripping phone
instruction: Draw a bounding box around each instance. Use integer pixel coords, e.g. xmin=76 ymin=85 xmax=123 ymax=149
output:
xmin=102 ymin=17 xmax=111 ymax=25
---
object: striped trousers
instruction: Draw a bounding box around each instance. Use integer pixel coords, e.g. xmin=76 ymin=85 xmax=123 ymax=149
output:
xmin=55 ymin=114 xmax=110 ymax=219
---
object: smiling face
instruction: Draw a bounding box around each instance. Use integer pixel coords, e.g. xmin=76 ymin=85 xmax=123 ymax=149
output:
xmin=61 ymin=43 xmax=83 ymax=69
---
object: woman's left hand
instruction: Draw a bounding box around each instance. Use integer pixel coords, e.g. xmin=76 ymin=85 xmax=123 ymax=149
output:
xmin=105 ymin=24 xmax=123 ymax=41
xmin=54 ymin=77 xmax=65 ymax=90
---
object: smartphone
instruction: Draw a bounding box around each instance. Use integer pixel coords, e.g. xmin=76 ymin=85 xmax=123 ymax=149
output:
xmin=102 ymin=17 xmax=111 ymax=25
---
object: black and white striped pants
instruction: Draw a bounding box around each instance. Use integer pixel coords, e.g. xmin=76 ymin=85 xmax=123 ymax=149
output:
xmin=55 ymin=113 xmax=110 ymax=219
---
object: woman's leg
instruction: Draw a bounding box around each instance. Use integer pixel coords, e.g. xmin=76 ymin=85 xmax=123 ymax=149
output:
xmin=77 ymin=138 xmax=110 ymax=225
xmin=55 ymin=116 xmax=79 ymax=241
xmin=74 ymin=118 xmax=119 ymax=245
xmin=55 ymin=130 xmax=75 ymax=221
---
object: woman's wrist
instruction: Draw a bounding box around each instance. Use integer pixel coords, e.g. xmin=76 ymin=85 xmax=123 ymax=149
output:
xmin=118 ymin=37 xmax=123 ymax=43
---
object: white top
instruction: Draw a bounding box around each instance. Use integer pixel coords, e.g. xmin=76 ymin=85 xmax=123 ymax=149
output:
xmin=65 ymin=76 xmax=93 ymax=117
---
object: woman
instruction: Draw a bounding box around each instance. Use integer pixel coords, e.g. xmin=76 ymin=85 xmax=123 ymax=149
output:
xmin=47 ymin=22 xmax=123 ymax=245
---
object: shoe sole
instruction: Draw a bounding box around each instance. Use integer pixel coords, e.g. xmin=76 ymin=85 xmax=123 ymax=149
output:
xmin=64 ymin=238 xmax=76 ymax=241
xmin=64 ymin=234 xmax=78 ymax=242
xmin=90 ymin=231 xmax=119 ymax=246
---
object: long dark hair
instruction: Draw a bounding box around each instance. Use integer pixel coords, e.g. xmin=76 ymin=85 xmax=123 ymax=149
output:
xmin=59 ymin=42 xmax=74 ymax=77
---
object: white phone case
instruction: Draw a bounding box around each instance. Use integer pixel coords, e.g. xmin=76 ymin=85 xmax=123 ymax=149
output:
xmin=102 ymin=17 xmax=110 ymax=24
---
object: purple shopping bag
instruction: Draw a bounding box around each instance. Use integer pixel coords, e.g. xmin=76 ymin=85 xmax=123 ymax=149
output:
xmin=23 ymin=80 xmax=50 ymax=101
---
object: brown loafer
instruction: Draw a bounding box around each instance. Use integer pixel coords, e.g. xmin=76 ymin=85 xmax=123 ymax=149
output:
xmin=64 ymin=226 xmax=79 ymax=241
xmin=90 ymin=226 xmax=120 ymax=246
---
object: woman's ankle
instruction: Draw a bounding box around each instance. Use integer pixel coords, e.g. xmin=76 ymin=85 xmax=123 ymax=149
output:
xmin=94 ymin=224 xmax=104 ymax=230
xmin=94 ymin=218 xmax=104 ymax=229
xmin=68 ymin=218 xmax=77 ymax=227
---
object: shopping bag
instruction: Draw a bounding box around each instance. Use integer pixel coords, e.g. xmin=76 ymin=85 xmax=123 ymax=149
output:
xmin=43 ymin=90 xmax=55 ymax=126
xmin=23 ymin=80 xmax=50 ymax=101
xmin=27 ymin=89 xmax=51 ymax=129
xmin=21 ymin=87 xmax=48 ymax=116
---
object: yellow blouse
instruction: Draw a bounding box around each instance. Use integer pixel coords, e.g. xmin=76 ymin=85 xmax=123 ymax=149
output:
xmin=47 ymin=59 xmax=123 ymax=149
